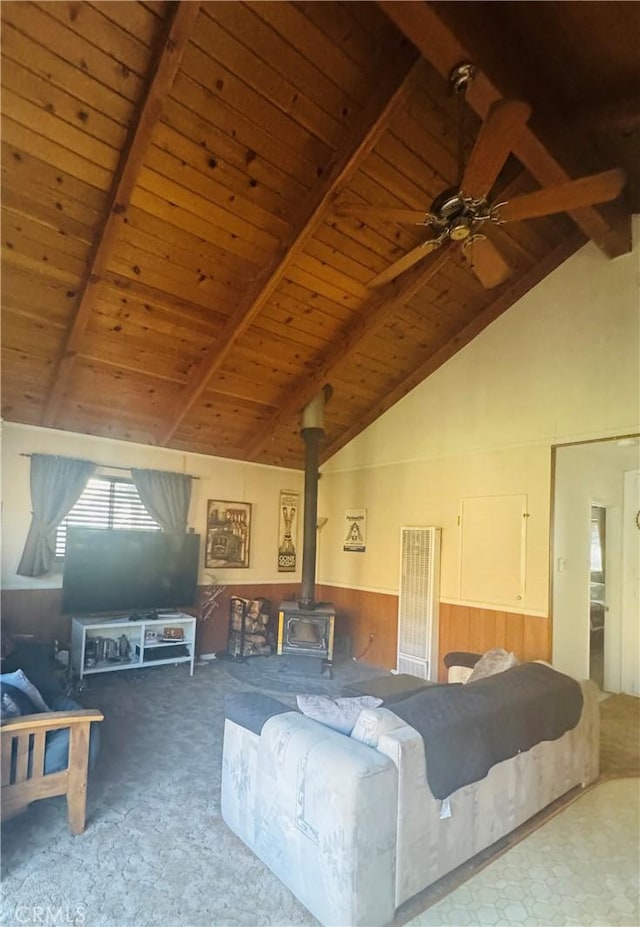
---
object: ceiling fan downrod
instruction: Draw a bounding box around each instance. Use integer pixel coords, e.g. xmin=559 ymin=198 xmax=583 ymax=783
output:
xmin=449 ymin=62 xmax=476 ymax=95
xmin=449 ymin=63 xmax=476 ymax=190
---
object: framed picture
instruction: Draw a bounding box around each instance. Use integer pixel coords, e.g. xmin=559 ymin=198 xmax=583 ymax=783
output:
xmin=278 ymin=489 xmax=299 ymax=572
xmin=344 ymin=509 xmax=367 ymax=552
xmin=205 ymin=500 xmax=252 ymax=569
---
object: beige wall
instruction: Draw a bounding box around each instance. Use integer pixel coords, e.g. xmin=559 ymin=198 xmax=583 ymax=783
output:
xmin=319 ymin=227 xmax=640 ymax=620
xmin=1 ymin=423 xmax=304 ymax=591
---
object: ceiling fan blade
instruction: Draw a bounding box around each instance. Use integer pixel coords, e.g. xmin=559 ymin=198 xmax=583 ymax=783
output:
xmin=497 ymin=168 xmax=626 ymax=222
xmin=335 ymin=205 xmax=434 ymax=225
xmin=462 ymin=99 xmax=531 ymax=199
xmin=369 ymin=238 xmax=442 ymax=287
xmin=463 ymin=236 xmax=512 ymax=289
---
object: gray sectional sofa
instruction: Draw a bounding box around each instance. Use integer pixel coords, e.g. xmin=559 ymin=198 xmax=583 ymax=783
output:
xmin=221 ymin=664 xmax=599 ymax=927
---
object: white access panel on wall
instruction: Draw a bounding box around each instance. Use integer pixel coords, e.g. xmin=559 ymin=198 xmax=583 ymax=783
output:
xmin=458 ymin=494 xmax=528 ymax=606
xmin=397 ymin=527 xmax=441 ymax=681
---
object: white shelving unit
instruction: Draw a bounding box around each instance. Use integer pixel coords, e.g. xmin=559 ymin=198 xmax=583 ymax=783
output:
xmin=71 ymin=613 xmax=196 ymax=679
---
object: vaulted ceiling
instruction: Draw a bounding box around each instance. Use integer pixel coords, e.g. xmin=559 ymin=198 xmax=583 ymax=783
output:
xmin=2 ymin=1 xmax=638 ymax=469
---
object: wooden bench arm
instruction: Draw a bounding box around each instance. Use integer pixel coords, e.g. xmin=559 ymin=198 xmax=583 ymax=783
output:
xmin=1 ymin=709 xmax=104 ymax=733
xmin=2 ymin=707 xmax=103 ymax=834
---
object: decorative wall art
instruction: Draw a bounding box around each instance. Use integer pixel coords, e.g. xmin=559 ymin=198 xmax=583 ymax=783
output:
xmin=205 ymin=500 xmax=252 ymax=569
xmin=278 ymin=490 xmax=299 ymax=572
xmin=344 ymin=509 xmax=367 ymax=553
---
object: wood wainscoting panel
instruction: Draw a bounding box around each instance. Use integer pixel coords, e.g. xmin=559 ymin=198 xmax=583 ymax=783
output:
xmin=1 ymin=588 xmax=67 ymax=643
xmin=3 ymin=584 xmax=550 ymax=674
xmin=438 ymin=602 xmax=551 ymax=682
xmin=316 ymin=584 xmax=399 ymax=670
xmin=1 ymin=583 xmax=301 ymax=657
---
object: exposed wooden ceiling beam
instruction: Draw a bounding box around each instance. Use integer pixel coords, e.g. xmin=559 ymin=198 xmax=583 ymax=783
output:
xmin=41 ymin=1 xmax=200 ymax=428
xmin=320 ymin=230 xmax=586 ymax=463
xmin=244 ymin=242 xmax=456 ymax=460
xmin=376 ymin=0 xmax=631 ymax=260
xmin=572 ymin=95 xmax=640 ymax=132
xmin=157 ymin=48 xmax=424 ymax=446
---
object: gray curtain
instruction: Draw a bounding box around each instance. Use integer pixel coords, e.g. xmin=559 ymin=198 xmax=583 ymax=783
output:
xmin=17 ymin=454 xmax=96 ymax=577
xmin=131 ymin=469 xmax=192 ymax=533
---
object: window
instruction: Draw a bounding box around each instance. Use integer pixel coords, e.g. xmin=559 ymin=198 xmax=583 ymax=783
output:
xmin=55 ymin=475 xmax=160 ymax=557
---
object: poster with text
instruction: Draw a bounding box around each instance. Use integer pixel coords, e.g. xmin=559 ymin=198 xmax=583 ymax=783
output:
xmin=278 ymin=490 xmax=299 ymax=572
xmin=344 ymin=509 xmax=366 ymax=552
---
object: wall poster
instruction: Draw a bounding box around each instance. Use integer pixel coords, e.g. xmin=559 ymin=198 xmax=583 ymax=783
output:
xmin=278 ymin=489 xmax=299 ymax=572
xmin=344 ymin=509 xmax=367 ymax=552
xmin=205 ymin=500 xmax=251 ymax=569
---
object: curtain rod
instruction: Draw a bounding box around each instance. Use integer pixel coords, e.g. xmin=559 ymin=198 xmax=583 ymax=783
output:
xmin=19 ymin=453 xmax=200 ymax=479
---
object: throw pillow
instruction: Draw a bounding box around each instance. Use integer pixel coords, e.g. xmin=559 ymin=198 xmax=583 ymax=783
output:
xmin=467 ymin=647 xmax=519 ymax=683
xmin=0 ymin=628 xmax=15 ymax=660
xmin=296 ymin=694 xmax=383 ymax=735
xmin=0 ymin=682 xmax=42 ymax=719
xmin=0 ymin=669 xmax=50 ymax=711
xmin=351 ymin=706 xmax=405 ymax=748
xmin=1 ymin=686 xmax=23 ymax=720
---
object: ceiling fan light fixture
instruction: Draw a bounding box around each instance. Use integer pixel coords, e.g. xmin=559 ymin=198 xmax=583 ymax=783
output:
xmin=449 ymin=217 xmax=472 ymax=240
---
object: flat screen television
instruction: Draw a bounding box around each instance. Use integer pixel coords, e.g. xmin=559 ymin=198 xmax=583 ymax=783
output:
xmin=61 ymin=528 xmax=200 ymax=616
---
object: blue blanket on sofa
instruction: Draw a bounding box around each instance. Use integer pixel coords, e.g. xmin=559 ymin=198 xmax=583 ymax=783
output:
xmin=390 ymin=662 xmax=584 ymax=800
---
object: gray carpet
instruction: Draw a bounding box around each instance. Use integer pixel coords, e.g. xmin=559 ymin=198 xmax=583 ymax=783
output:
xmin=599 ymin=693 xmax=640 ymax=776
xmin=220 ymin=652 xmax=386 ymax=695
xmin=0 ymin=658 xmax=386 ymax=927
xmin=1 ymin=663 xmax=636 ymax=927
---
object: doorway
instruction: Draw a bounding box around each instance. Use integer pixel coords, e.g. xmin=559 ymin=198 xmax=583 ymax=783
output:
xmin=552 ymin=437 xmax=639 ymax=690
xmin=589 ymin=505 xmax=606 ymax=689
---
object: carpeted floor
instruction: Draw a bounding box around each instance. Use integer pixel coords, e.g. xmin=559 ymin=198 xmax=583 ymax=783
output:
xmin=599 ymin=693 xmax=640 ymax=776
xmin=1 ymin=661 xmax=638 ymax=927
xmin=1 ymin=659 xmax=318 ymax=927
xmin=219 ymin=652 xmax=386 ymax=695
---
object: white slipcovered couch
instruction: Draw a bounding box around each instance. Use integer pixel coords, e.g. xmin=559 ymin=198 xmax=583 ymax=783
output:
xmin=221 ymin=669 xmax=599 ymax=927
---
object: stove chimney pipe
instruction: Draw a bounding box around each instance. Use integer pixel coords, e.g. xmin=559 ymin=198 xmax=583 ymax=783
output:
xmin=299 ymin=386 xmax=331 ymax=610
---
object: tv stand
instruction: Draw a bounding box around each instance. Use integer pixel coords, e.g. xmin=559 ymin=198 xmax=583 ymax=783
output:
xmin=71 ymin=613 xmax=196 ymax=680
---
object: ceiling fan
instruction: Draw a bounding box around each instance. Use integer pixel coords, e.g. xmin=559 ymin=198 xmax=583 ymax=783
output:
xmin=336 ymin=64 xmax=626 ymax=289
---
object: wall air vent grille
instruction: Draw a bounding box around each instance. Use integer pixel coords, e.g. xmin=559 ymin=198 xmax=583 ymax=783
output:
xmin=397 ymin=527 xmax=441 ymax=681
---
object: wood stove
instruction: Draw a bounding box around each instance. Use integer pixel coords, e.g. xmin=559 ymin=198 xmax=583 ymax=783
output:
xmin=277 ymin=601 xmax=335 ymax=675
xmin=278 ymin=386 xmax=335 ymax=676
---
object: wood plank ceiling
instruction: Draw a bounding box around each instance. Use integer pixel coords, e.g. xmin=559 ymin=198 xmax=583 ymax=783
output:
xmin=2 ymin=1 xmax=637 ymax=469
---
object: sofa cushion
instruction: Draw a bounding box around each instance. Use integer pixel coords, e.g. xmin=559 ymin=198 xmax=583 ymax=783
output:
xmin=351 ymin=706 xmax=406 ymax=748
xmin=296 ymin=694 xmax=383 ymax=735
xmin=225 ymin=692 xmax=294 ymax=735
xmin=467 ymin=647 xmax=519 ymax=682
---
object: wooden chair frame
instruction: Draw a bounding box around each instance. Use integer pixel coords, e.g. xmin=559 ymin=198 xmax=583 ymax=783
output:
xmin=1 ymin=709 xmax=104 ymax=835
